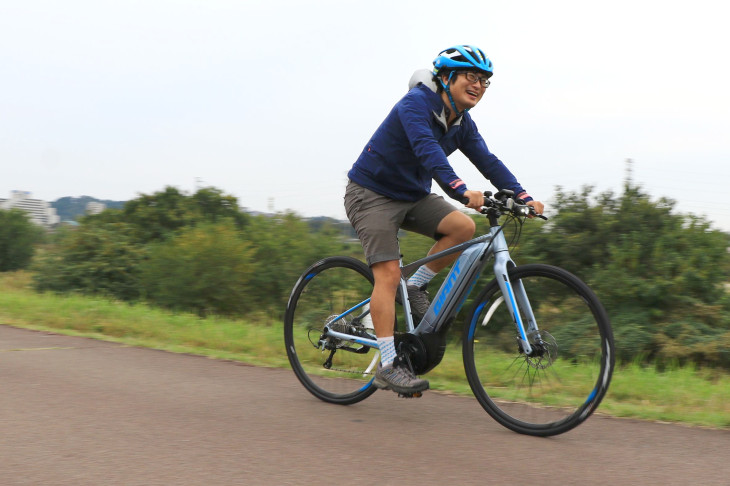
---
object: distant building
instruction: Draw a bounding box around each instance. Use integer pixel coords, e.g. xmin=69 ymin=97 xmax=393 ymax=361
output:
xmin=0 ymin=190 xmax=60 ymax=228
xmin=86 ymin=201 xmax=106 ymax=215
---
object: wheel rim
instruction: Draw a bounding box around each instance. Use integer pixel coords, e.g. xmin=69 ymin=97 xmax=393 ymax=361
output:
xmin=286 ymin=259 xmax=379 ymax=402
xmin=466 ymin=266 xmax=612 ymax=433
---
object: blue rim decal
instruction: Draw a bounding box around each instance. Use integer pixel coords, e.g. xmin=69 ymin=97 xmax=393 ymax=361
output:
xmin=468 ymin=302 xmax=486 ymax=341
xmin=358 ymin=377 xmax=375 ymax=391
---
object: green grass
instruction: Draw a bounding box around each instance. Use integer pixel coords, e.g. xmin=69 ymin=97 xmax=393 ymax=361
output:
xmin=2 ymin=271 xmax=728 ymax=429
xmin=603 ymin=360 xmax=730 ymax=427
xmin=0 ymin=271 xmax=290 ymax=367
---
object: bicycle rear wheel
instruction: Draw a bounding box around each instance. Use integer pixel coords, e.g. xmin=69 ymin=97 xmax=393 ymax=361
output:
xmin=284 ymin=256 xmax=379 ymax=405
xmin=463 ymin=264 xmax=614 ymax=436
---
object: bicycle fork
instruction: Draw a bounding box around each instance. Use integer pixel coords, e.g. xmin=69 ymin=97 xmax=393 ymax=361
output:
xmin=491 ymin=236 xmax=539 ymax=356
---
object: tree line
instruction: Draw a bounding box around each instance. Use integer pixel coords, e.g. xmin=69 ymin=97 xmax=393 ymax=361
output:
xmin=1 ymin=184 xmax=729 ymax=367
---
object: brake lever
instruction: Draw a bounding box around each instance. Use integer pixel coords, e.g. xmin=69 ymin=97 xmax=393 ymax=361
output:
xmin=522 ymin=204 xmax=548 ymax=220
xmin=529 ymin=206 xmax=548 ymax=220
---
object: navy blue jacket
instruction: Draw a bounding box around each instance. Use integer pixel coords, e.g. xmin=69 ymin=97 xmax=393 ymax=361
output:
xmin=348 ymin=79 xmax=531 ymax=203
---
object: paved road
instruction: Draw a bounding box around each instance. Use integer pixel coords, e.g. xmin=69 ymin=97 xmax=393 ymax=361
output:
xmin=1 ymin=325 xmax=728 ymax=485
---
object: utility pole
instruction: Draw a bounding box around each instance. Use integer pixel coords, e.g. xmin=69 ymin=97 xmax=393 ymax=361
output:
xmin=624 ymin=158 xmax=634 ymax=189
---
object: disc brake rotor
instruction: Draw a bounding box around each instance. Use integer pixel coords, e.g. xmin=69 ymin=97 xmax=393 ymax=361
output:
xmin=524 ymin=330 xmax=558 ymax=369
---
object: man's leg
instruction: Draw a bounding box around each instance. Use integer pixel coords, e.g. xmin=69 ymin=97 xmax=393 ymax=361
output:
xmin=426 ymin=210 xmax=477 ymax=272
xmin=407 ymin=210 xmax=476 ymax=291
xmin=370 ymin=259 xmax=429 ymax=393
xmin=370 ymin=260 xmax=400 ymax=339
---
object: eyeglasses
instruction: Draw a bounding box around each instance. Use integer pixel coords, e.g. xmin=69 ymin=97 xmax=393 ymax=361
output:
xmin=457 ymin=71 xmax=491 ymax=88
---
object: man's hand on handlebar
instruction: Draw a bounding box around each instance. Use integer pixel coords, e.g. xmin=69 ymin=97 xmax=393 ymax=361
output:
xmin=461 ymin=189 xmax=547 ymax=220
xmin=526 ymin=200 xmax=545 ymax=218
xmin=462 ymin=190 xmax=485 ymax=210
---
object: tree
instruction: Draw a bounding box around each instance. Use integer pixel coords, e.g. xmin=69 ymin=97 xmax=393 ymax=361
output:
xmin=241 ymin=212 xmax=347 ymax=316
xmin=32 ymin=186 xmax=254 ymax=306
xmin=140 ymin=222 xmax=255 ymax=316
xmin=118 ymin=186 xmax=201 ymax=243
xmin=519 ymin=184 xmax=730 ymax=365
xmin=0 ymin=209 xmax=44 ymax=271
xmin=191 ymin=187 xmax=249 ymax=228
xmin=89 ymin=186 xmax=250 ymax=244
xmin=32 ymin=221 xmax=145 ymax=300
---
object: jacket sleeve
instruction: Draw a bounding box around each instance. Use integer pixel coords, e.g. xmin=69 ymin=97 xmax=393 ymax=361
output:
xmin=459 ymin=119 xmax=533 ymax=202
xmin=397 ymin=94 xmax=469 ymax=201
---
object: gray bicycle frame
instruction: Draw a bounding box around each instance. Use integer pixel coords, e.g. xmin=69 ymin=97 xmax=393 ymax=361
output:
xmin=325 ymin=224 xmax=539 ymax=356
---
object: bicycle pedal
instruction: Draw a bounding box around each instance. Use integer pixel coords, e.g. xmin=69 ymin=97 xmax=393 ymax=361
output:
xmin=397 ymin=391 xmax=423 ymax=399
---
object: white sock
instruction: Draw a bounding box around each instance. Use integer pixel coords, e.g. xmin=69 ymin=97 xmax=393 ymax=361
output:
xmin=378 ymin=336 xmax=396 ymax=367
xmin=407 ymin=265 xmax=437 ymax=288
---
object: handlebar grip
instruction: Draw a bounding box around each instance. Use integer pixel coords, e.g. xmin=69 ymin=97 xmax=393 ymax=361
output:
xmin=527 ymin=206 xmax=548 ymax=220
xmin=494 ymin=189 xmax=514 ymax=200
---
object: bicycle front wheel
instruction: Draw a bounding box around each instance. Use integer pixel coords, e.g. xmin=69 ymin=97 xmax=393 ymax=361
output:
xmin=284 ymin=256 xmax=379 ymax=405
xmin=463 ymin=264 xmax=614 ymax=436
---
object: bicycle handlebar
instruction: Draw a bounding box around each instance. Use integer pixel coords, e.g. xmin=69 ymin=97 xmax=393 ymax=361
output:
xmin=461 ymin=189 xmax=548 ymax=221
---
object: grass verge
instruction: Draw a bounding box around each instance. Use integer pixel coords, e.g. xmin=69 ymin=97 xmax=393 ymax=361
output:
xmin=1 ymin=271 xmax=728 ymax=429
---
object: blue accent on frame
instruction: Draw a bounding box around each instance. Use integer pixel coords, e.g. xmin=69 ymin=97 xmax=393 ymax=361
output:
xmin=332 ymin=298 xmax=371 ymax=322
xmin=503 ymin=281 xmax=528 ymax=342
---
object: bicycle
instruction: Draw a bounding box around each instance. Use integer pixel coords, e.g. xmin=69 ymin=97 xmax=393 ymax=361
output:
xmin=284 ymin=190 xmax=614 ymax=436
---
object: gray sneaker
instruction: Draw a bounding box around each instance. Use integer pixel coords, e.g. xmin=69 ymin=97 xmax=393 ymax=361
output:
xmin=406 ymin=284 xmax=430 ymax=320
xmin=374 ymin=363 xmax=429 ymax=394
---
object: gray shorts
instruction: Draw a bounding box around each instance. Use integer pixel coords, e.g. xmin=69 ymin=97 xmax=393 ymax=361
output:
xmin=344 ymin=180 xmax=457 ymax=266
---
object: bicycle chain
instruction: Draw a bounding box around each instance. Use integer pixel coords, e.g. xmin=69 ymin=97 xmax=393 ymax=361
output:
xmin=325 ymin=366 xmax=374 ymax=375
xmin=321 ymin=316 xmax=376 ymax=374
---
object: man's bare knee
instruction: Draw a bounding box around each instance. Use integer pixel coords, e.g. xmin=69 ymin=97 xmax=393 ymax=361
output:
xmin=458 ymin=216 xmax=476 ymax=240
xmin=371 ymin=260 xmax=401 ymax=290
xmin=438 ymin=211 xmax=476 ymax=243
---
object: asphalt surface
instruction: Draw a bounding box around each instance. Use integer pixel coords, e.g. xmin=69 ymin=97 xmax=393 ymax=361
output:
xmin=2 ymin=325 xmax=729 ymax=485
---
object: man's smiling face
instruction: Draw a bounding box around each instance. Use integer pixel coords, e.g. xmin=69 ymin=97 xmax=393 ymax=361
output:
xmin=442 ymin=70 xmax=487 ymax=113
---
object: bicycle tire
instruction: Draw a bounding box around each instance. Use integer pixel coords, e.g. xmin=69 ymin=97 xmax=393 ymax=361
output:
xmin=284 ymin=256 xmax=379 ymax=405
xmin=463 ymin=264 xmax=614 ymax=436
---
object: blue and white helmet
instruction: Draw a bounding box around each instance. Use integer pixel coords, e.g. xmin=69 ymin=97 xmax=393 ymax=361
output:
xmin=433 ymin=45 xmax=493 ymax=78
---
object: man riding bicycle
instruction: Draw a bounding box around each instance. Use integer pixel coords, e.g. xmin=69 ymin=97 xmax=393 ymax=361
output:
xmin=344 ymin=45 xmax=544 ymax=395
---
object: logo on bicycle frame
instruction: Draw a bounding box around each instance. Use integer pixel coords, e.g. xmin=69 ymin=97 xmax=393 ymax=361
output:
xmin=434 ymin=259 xmax=462 ymax=315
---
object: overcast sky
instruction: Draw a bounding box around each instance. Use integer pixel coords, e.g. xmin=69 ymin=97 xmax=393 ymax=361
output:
xmin=2 ymin=0 xmax=729 ymax=231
